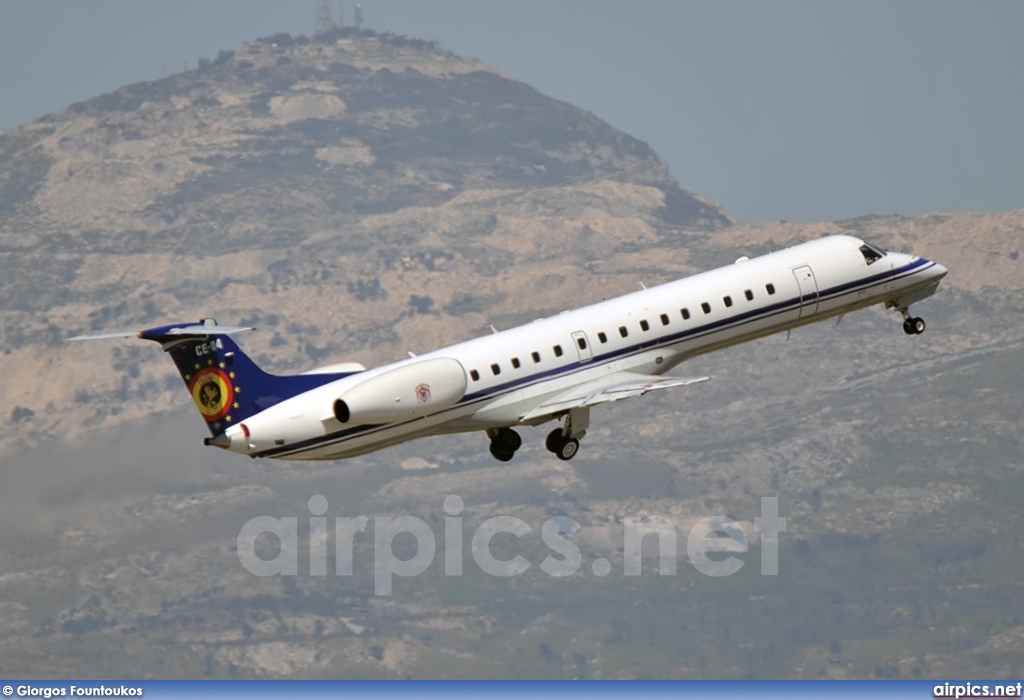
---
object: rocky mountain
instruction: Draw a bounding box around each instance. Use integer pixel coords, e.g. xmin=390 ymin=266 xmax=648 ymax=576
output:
xmin=0 ymin=28 xmax=727 ymax=452
xmin=1 ymin=28 xmax=1023 ymax=680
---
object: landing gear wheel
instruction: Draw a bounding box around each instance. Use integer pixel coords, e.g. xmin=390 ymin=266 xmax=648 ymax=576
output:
xmin=487 ymin=428 xmax=520 ymax=462
xmin=545 ymin=428 xmax=565 ymax=453
xmin=910 ymin=317 xmax=926 ymax=334
xmin=496 ymin=428 xmax=522 ymax=451
xmin=902 ymin=319 xmax=915 ymax=335
xmin=556 ymin=437 xmax=580 ymax=461
xmin=489 ymin=442 xmax=514 ymax=462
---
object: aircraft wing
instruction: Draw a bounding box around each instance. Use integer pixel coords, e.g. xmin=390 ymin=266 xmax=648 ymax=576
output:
xmin=519 ymin=372 xmax=710 ymax=422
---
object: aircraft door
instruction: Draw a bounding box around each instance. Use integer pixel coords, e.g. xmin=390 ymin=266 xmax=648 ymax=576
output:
xmin=571 ymin=331 xmax=593 ymax=363
xmin=792 ymin=265 xmax=819 ymax=318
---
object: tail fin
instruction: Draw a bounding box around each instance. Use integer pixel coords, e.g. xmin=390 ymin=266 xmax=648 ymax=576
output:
xmin=133 ymin=319 xmax=355 ymax=437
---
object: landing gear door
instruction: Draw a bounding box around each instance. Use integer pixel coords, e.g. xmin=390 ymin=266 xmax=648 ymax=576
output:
xmin=571 ymin=331 xmax=593 ymax=363
xmin=792 ymin=265 xmax=819 ymax=318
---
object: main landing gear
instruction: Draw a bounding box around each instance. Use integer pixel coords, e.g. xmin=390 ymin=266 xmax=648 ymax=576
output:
xmin=545 ymin=406 xmax=589 ymax=461
xmin=485 ymin=407 xmax=590 ymax=462
xmin=487 ymin=427 xmax=522 ymax=462
xmin=545 ymin=429 xmax=579 ymax=461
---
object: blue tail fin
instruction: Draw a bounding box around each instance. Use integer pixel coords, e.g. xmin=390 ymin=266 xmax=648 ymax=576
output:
xmin=137 ymin=320 xmax=357 ymax=436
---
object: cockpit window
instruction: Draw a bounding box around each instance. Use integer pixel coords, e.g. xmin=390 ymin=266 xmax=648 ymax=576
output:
xmin=859 ymin=243 xmax=885 ymax=265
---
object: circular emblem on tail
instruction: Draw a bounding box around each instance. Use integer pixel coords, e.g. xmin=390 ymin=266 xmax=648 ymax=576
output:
xmin=415 ymin=383 xmax=432 ymax=404
xmin=189 ymin=367 xmax=234 ymax=421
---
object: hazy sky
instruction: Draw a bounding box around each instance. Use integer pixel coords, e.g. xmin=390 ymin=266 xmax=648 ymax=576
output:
xmin=1 ymin=1 xmax=1022 ymax=223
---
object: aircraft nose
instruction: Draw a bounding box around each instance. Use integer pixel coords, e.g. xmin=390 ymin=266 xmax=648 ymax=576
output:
xmin=932 ymin=261 xmax=948 ymax=279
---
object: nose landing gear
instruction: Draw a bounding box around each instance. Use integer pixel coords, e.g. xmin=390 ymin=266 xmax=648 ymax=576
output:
xmin=902 ymin=316 xmax=926 ymax=335
xmin=887 ymin=298 xmax=928 ymax=335
xmin=895 ymin=305 xmax=926 ymax=335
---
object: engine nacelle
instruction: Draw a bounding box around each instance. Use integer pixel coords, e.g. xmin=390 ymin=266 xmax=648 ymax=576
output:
xmin=332 ymin=357 xmax=467 ymax=425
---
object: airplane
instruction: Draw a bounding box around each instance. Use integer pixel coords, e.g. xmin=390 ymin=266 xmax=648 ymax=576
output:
xmin=68 ymin=235 xmax=947 ymax=463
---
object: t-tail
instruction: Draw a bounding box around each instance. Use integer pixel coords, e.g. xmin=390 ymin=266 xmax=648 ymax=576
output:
xmin=68 ymin=318 xmax=360 ymax=446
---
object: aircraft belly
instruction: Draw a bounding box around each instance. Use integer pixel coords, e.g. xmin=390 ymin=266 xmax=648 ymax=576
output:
xmin=891 ymin=279 xmax=941 ymax=308
xmin=447 ymin=390 xmax=529 ymax=430
xmin=270 ymin=399 xmax=483 ymax=460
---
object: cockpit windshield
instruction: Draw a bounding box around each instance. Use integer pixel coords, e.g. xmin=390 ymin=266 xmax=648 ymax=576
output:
xmin=859 ymin=242 xmax=886 ymax=265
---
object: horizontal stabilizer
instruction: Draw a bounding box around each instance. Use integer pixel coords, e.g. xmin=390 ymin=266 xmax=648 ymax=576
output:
xmin=65 ymin=318 xmax=254 ymax=342
xmin=161 ymin=323 xmax=254 ymax=336
xmin=519 ymin=372 xmax=710 ymax=422
xmin=65 ymin=331 xmax=138 ymax=342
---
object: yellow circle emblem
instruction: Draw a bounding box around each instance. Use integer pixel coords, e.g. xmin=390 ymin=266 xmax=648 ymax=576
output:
xmin=188 ymin=367 xmax=234 ymax=421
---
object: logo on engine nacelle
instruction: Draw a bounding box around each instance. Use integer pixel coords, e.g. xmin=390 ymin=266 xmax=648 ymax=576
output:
xmin=415 ymin=383 xmax=432 ymax=404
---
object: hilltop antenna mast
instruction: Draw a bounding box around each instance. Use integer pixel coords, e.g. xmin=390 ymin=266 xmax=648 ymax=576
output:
xmin=315 ymin=0 xmax=334 ymax=34
xmin=353 ymin=3 xmax=363 ymax=29
xmin=338 ymin=0 xmax=345 ymax=27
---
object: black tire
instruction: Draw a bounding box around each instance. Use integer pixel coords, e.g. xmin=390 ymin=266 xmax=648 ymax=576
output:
xmin=497 ymin=428 xmax=522 ymax=451
xmin=902 ymin=319 xmax=915 ymax=335
xmin=489 ymin=442 xmax=514 ymax=462
xmin=556 ymin=437 xmax=580 ymax=461
xmin=545 ymin=428 xmax=565 ymax=453
xmin=911 ymin=317 xmax=926 ymax=334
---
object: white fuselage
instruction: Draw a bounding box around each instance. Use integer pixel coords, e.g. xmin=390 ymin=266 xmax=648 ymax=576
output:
xmin=225 ymin=235 xmax=947 ymax=460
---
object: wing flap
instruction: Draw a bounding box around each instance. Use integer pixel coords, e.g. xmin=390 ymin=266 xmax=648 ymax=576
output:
xmin=519 ymin=372 xmax=709 ymax=422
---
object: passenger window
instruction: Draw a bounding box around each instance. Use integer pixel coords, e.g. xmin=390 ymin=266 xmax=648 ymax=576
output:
xmin=576 ymin=337 xmax=587 ymax=350
xmin=766 ymin=283 xmax=776 ymax=295
xmin=640 ymin=320 xmax=650 ymax=331
xmin=491 ymin=363 xmax=501 ymax=376
xmin=660 ymin=314 xmax=670 ymax=326
xmin=531 ymin=351 xmax=541 ymax=363
xmin=553 ymin=345 xmax=563 ymax=357
xmin=745 ymin=289 xmax=753 ymax=301
xmin=723 ymin=296 xmax=733 ymax=308
xmin=470 ymin=369 xmax=480 ymax=381
xmin=511 ymin=357 xmax=521 ymax=369
xmin=598 ymin=332 xmax=607 ymax=343
xmin=619 ymin=326 xmax=628 ymax=338
xmin=701 ymin=302 xmax=711 ymax=314
xmin=681 ymin=308 xmax=690 ymax=320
